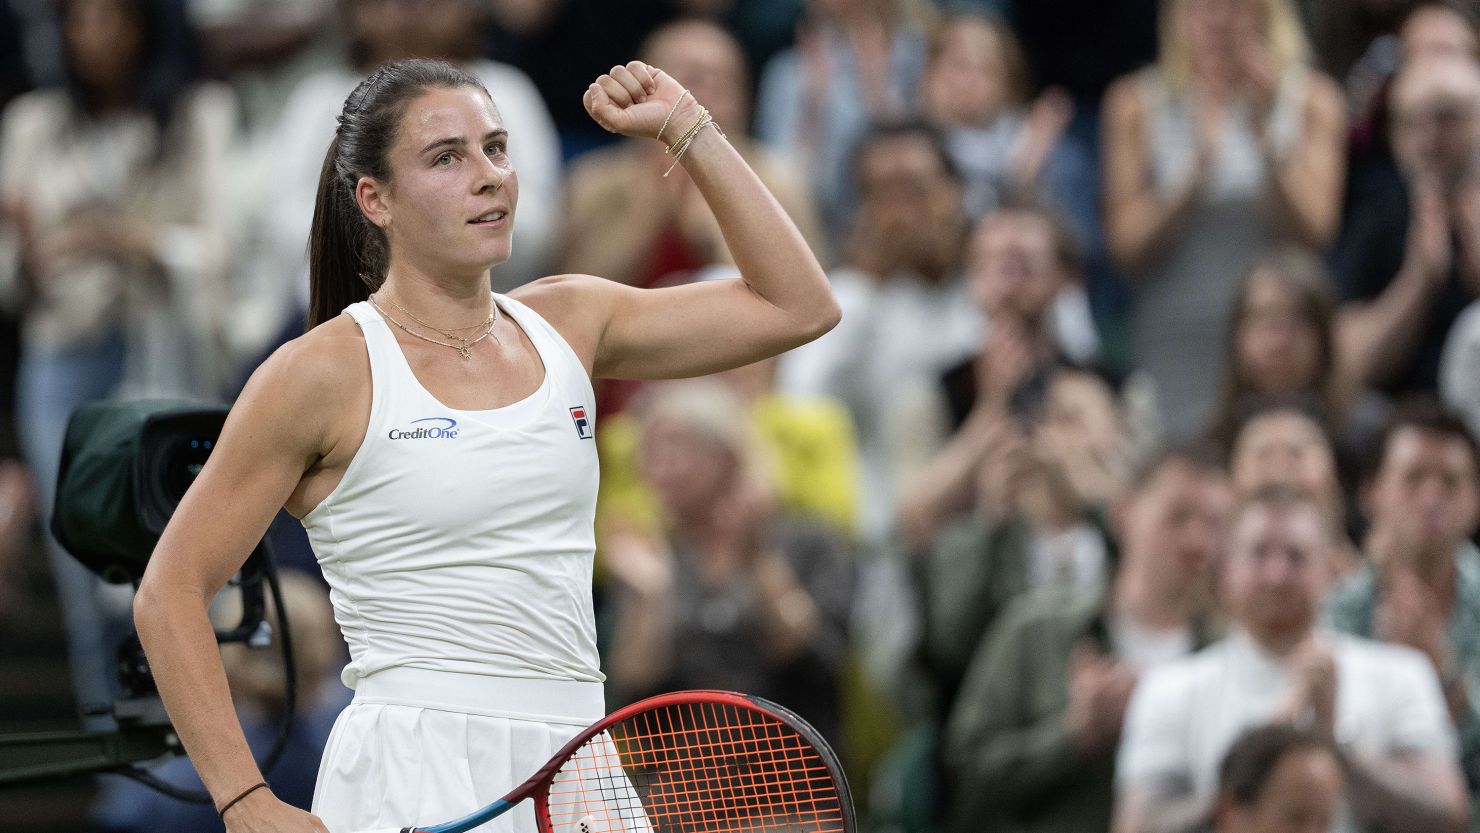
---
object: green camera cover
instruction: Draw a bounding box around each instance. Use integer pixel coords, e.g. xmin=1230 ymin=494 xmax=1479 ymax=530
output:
xmin=51 ymin=400 xmax=222 ymax=584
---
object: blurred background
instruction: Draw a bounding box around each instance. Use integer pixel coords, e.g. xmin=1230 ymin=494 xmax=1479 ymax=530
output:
xmin=4 ymin=0 xmax=1480 ymax=831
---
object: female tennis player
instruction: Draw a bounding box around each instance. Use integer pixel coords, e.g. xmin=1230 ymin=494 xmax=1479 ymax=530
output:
xmin=133 ymin=57 xmax=838 ymax=833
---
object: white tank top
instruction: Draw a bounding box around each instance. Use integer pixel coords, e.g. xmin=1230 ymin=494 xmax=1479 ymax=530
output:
xmin=301 ymin=295 xmax=604 ymax=688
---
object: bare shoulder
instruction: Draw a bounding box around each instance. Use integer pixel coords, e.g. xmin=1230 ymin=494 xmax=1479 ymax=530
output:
xmin=254 ymin=315 xmax=366 ymax=400
xmin=509 ymin=272 xmax=616 ymax=303
xmin=233 ymin=314 xmax=369 ymax=455
xmin=508 ymin=273 xmax=623 ymax=371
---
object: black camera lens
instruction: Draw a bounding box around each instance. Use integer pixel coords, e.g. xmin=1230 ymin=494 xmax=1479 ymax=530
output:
xmin=137 ymin=408 xmax=230 ymax=538
xmin=161 ymin=438 xmax=213 ymax=506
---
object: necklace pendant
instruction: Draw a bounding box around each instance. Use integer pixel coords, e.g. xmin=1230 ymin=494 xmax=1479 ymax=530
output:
xmin=458 ymin=343 xmax=471 ymax=360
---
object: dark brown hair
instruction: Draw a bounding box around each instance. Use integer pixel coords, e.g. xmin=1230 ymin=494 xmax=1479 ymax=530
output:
xmin=59 ymin=0 xmax=197 ymax=155
xmin=307 ymin=58 xmax=488 ymax=329
xmin=992 ymin=191 xmax=1086 ymax=277
xmin=1218 ymin=723 xmax=1341 ymax=808
xmin=1372 ymin=396 xmax=1480 ymax=480
xmin=1208 ymin=246 xmax=1342 ymax=450
xmin=849 ymin=120 xmax=962 ymax=192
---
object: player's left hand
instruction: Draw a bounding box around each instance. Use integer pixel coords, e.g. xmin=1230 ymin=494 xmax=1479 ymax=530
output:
xmin=583 ymin=61 xmax=701 ymax=143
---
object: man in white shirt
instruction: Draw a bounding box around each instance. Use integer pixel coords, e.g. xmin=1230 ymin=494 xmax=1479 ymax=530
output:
xmin=1114 ymin=485 xmax=1468 ymax=833
xmin=778 ymin=123 xmax=981 ymax=545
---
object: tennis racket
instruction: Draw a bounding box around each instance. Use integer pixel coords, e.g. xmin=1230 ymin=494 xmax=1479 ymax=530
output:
xmin=361 ymin=689 xmax=854 ymax=833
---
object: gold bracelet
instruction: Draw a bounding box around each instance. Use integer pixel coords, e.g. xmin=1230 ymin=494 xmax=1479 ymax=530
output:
xmin=663 ymin=117 xmax=725 ymax=176
xmin=665 ymin=106 xmax=709 ymax=156
xmin=655 ymin=89 xmax=691 ymax=144
xmin=663 ymin=112 xmax=717 ymax=176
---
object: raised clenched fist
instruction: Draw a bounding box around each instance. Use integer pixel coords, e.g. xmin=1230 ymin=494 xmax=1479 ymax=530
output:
xmin=583 ymin=61 xmax=702 ymax=143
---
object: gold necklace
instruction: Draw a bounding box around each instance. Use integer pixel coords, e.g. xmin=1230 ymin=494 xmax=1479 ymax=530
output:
xmin=384 ymin=292 xmax=497 ymax=337
xmin=370 ymin=292 xmax=498 ymax=359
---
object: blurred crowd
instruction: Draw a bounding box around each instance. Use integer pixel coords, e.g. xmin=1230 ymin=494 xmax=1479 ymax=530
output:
xmin=4 ymin=0 xmax=1480 ymax=831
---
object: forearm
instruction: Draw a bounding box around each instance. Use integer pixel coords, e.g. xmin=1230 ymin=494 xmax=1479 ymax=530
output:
xmin=134 ymin=581 xmax=263 ymax=805
xmin=1105 ymin=183 xmax=1200 ymax=275
xmin=752 ymin=551 xmax=820 ymax=663
xmin=1265 ymin=156 xmax=1341 ymax=248
xmin=607 ymin=588 xmax=677 ymax=695
xmin=1264 ymin=84 xmax=1345 ymax=249
xmin=1342 ymin=750 xmax=1468 ymax=833
xmin=676 ymin=117 xmax=835 ymax=332
xmin=1337 ymin=270 xmax=1435 ymax=387
xmin=897 ymin=412 xmax=992 ymax=552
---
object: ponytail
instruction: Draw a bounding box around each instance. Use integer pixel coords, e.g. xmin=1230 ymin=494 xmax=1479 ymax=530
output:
xmin=307 ymin=135 xmax=384 ymax=329
xmin=304 ymin=58 xmax=489 ymax=329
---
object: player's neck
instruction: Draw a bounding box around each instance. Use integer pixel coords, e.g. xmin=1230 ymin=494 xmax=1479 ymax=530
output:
xmin=379 ymin=266 xmax=495 ymax=322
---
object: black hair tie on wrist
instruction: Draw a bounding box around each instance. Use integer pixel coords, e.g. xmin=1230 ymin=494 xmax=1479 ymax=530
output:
xmin=218 ymin=781 xmax=269 ymax=819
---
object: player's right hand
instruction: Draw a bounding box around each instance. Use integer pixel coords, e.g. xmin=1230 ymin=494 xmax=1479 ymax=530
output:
xmin=583 ymin=61 xmax=698 ymax=143
xmin=223 ymin=791 xmax=332 ymax=833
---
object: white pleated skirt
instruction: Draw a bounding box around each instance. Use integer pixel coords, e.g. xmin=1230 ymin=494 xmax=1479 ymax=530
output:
xmin=312 ymin=668 xmax=605 ymax=833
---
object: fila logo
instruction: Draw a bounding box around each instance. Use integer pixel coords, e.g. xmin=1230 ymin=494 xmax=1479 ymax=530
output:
xmin=569 ymin=406 xmax=594 ymax=440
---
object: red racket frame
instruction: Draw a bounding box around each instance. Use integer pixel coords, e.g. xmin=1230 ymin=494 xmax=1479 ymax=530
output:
xmin=407 ymin=689 xmax=854 ymax=833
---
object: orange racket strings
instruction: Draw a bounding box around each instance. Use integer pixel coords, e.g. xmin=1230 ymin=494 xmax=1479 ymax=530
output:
xmin=543 ymin=700 xmax=844 ymax=833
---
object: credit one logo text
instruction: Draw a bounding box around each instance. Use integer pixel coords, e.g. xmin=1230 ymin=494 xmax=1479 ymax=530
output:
xmin=389 ymin=417 xmax=459 ymax=440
